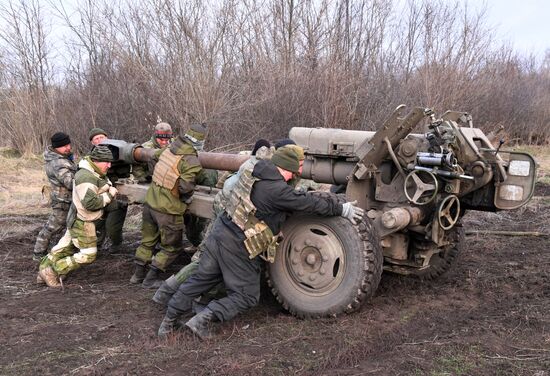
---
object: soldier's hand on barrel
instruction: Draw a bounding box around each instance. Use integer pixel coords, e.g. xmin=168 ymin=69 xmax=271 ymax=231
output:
xmin=341 ymin=200 xmax=365 ymax=225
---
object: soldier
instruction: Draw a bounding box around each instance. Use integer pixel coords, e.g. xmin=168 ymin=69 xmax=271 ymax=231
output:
xmin=37 ymin=145 xmax=117 ymax=287
xmin=88 ymin=127 xmax=128 ymax=253
xmin=157 ymin=147 xmax=364 ymax=339
xmin=33 ymin=132 xmax=77 ymax=261
xmin=89 ymin=128 xmax=108 ymax=146
xmin=152 ymin=139 xmax=273 ymax=306
xmin=132 ymin=122 xmax=174 ymax=183
xmin=130 ymin=123 xmax=206 ymax=289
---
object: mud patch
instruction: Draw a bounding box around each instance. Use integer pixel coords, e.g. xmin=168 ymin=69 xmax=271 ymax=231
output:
xmin=1 ymin=185 xmax=549 ymax=375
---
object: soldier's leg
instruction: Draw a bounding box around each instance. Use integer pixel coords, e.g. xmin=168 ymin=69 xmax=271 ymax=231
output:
xmin=39 ymin=229 xmax=75 ymax=271
xmin=167 ymin=240 xmax=224 ymax=314
xmin=202 ymin=244 xmax=262 ymax=322
xmin=33 ymin=207 xmax=68 ymax=259
xmin=37 ymin=229 xmax=76 ymax=287
xmin=159 ymin=228 xmax=225 ymax=337
xmin=131 ymin=204 xmax=159 ymax=284
xmin=95 ymin=217 xmax=107 ymax=250
xmin=134 ymin=205 xmax=159 ymax=265
xmin=106 ymin=201 xmax=128 ymax=247
xmin=51 ymin=219 xmax=97 ymax=276
xmin=152 ymin=257 xmax=200 ymax=305
xmin=150 ymin=210 xmax=184 ymax=272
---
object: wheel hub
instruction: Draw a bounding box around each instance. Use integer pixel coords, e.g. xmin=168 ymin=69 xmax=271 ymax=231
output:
xmin=285 ymin=225 xmax=346 ymax=293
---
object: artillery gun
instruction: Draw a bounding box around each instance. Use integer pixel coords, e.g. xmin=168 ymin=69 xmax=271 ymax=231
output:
xmin=108 ymin=105 xmax=537 ymax=318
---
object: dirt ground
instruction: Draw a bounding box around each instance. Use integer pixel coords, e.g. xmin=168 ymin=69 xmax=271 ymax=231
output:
xmin=1 ymin=170 xmax=549 ymax=375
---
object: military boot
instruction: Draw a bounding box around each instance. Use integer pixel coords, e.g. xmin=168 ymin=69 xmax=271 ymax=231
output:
xmin=38 ymin=267 xmax=61 ymax=288
xmin=129 ymin=264 xmax=146 ymax=284
xmin=152 ymin=275 xmax=180 ymax=306
xmin=157 ymin=307 xmax=181 ymax=338
xmin=142 ymin=267 xmax=163 ymax=289
xmin=184 ymin=307 xmax=216 ymax=340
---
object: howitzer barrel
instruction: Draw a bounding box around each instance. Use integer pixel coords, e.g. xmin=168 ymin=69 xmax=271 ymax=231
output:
xmin=133 ymin=147 xmax=249 ymax=171
xmin=198 ymin=152 xmax=249 ymax=171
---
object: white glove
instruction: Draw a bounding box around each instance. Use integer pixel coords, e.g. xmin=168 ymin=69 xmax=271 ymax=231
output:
xmin=108 ymin=186 xmax=118 ymax=197
xmin=341 ymin=200 xmax=364 ymax=225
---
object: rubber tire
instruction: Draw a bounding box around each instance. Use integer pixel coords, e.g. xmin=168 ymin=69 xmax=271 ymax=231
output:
xmin=408 ymin=225 xmax=464 ymax=280
xmin=267 ymin=215 xmax=382 ymax=319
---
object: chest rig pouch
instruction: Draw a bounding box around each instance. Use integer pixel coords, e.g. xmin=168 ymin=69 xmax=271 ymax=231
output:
xmin=226 ymin=169 xmax=279 ymax=263
xmin=152 ymin=149 xmax=184 ymax=197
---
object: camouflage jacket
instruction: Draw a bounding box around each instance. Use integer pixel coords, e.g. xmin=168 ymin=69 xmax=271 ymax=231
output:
xmin=73 ymin=157 xmax=115 ymax=222
xmin=145 ymin=135 xmax=203 ymax=215
xmin=43 ymin=147 xmax=77 ymax=208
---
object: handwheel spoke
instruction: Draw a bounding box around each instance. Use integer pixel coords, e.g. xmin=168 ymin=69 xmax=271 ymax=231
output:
xmin=424 ymin=183 xmax=436 ymax=192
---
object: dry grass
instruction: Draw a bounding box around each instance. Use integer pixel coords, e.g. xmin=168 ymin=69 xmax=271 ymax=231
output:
xmin=0 ymin=151 xmax=49 ymax=216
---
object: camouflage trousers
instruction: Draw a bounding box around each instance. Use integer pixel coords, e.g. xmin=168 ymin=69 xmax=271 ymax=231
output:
xmin=33 ymin=206 xmax=69 ymax=257
xmin=135 ymin=204 xmax=184 ymax=272
xmin=39 ymin=219 xmax=98 ymax=276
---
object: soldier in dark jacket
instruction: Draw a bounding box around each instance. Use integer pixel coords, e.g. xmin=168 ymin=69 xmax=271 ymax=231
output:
xmin=33 ymin=132 xmax=77 ymax=261
xmin=157 ymin=147 xmax=364 ymax=339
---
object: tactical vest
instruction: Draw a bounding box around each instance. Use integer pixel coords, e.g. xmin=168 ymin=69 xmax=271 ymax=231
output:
xmin=226 ymin=169 xmax=279 ymax=263
xmin=152 ymin=149 xmax=184 ymax=197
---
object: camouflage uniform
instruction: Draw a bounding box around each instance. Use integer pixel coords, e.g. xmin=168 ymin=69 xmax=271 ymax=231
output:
xmin=38 ymin=149 xmax=116 ymax=285
xmin=33 ymin=147 xmax=77 ymax=259
xmin=133 ymin=134 xmax=203 ymax=275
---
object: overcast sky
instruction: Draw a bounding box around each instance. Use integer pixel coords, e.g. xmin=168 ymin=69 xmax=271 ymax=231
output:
xmin=476 ymin=0 xmax=550 ymax=57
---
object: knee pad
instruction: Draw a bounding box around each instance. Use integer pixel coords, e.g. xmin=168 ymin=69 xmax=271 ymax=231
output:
xmin=73 ymin=247 xmax=97 ymax=264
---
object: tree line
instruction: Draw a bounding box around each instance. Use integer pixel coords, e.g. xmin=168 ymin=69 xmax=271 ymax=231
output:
xmin=0 ymin=0 xmax=548 ymax=155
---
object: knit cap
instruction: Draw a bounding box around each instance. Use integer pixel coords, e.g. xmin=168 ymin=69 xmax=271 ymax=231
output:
xmin=281 ymin=144 xmax=305 ymax=161
xmin=89 ymin=145 xmax=115 ymax=162
xmin=184 ymin=123 xmax=207 ymax=142
xmin=271 ymin=147 xmax=300 ymax=173
xmin=251 ymin=139 xmax=270 ymax=156
xmin=274 ymin=138 xmax=296 ymax=149
xmin=51 ymin=132 xmax=71 ymax=148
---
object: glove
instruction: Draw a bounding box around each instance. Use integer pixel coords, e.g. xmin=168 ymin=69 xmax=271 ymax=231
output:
xmin=341 ymin=200 xmax=365 ymax=225
xmin=108 ymin=186 xmax=118 ymax=197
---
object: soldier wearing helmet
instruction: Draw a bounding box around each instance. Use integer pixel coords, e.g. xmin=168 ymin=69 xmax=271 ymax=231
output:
xmin=132 ymin=122 xmax=174 ymax=183
xmin=130 ymin=123 xmax=207 ymax=289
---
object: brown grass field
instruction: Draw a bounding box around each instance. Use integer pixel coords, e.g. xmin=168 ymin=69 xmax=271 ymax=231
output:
xmin=0 ymin=147 xmax=549 ymax=375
